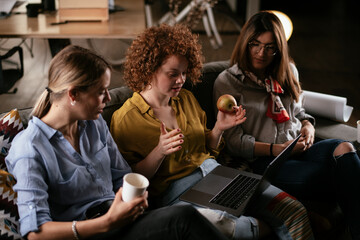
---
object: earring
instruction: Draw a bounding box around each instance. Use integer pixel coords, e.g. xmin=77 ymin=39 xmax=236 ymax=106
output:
xmin=71 ymin=100 xmax=76 ymax=106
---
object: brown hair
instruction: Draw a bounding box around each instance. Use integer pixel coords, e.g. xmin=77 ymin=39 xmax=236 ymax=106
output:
xmin=31 ymin=45 xmax=112 ymax=118
xmin=124 ymin=24 xmax=203 ymax=92
xmin=231 ymin=11 xmax=301 ymax=101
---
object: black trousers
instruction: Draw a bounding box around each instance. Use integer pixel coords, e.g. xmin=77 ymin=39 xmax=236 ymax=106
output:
xmin=88 ymin=205 xmax=228 ymax=240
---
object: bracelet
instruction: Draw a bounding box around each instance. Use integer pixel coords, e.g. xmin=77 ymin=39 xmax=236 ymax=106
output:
xmin=72 ymin=221 xmax=80 ymax=240
xmin=270 ymin=143 xmax=274 ymax=157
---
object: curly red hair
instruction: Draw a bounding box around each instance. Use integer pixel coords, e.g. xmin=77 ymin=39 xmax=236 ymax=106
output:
xmin=124 ymin=24 xmax=203 ymax=92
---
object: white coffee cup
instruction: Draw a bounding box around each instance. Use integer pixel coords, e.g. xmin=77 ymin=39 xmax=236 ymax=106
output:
xmin=357 ymin=120 xmax=360 ymax=143
xmin=122 ymin=173 xmax=149 ymax=202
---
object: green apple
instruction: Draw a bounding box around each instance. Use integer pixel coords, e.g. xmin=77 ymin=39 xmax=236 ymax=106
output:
xmin=217 ymin=94 xmax=237 ymax=113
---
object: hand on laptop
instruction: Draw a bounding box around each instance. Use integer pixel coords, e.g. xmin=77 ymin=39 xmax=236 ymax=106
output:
xmin=276 ymin=137 xmax=307 ymax=156
xmin=300 ymin=119 xmax=315 ymax=150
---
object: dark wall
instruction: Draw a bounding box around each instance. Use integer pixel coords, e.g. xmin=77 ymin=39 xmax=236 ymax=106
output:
xmin=259 ymin=0 xmax=360 ymax=126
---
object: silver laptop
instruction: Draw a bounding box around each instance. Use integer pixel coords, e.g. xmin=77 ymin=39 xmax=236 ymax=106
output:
xmin=180 ymin=134 xmax=301 ymax=217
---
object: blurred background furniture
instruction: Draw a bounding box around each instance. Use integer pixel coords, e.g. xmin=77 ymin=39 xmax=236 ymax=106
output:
xmin=0 ymin=46 xmax=23 ymax=94
xmin=0 ymin=0 xmax=145 ymax=56
xmin=145 ymin=0 xmax=224 ymax=49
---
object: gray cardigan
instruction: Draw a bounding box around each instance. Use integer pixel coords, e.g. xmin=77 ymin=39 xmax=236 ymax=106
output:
xmin=213 ymin=63 xmax=315 ymax=160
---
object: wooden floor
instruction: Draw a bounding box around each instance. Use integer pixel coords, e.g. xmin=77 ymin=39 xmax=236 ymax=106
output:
xmin=0 ymin=0 xmax=359 ymax=130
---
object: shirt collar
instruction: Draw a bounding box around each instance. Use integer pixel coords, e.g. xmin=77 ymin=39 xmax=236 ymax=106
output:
xmin=131 ymin=92 xmax=180 ymax=114
xmin=32 ymin=116 xmax=87 ymax=140
xmin=32 ymin=117 xmax=57 ymax=139
xmin=228 ymin=64 xmax=246 ymax=82
xmin=131 ymin=92 xmax=150 ymax=114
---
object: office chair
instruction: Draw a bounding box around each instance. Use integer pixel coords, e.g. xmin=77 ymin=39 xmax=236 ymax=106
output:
xmin=0 ymin=46 xmax=24 ymax=94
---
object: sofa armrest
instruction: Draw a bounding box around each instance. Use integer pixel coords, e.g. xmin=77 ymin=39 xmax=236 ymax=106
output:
xmin=314 ymin=117 xmax=360 ymax=151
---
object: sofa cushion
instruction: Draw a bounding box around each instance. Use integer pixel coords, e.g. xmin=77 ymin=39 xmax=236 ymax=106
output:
xmin=0 ymin=170 xmax=22 ymax=240
xmin=0 ymin=108 xmax=31 ymax=130
xmin=0 ymin=109 xmax=24 ymax=171
xmin=0 ymin=109 xmax=23 ymax=239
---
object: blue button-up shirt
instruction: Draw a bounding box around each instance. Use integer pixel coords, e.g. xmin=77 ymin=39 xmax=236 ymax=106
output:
xmin=5 ymin=116 xmax=131 ymax=237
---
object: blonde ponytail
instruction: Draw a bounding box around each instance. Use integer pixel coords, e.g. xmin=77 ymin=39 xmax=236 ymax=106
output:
xmin=31 ymin=89 xmax=52 ymax=118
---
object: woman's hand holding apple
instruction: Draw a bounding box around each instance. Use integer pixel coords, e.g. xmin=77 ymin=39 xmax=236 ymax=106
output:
xmin=216 ymin=105 xmax=247 ymax=132
xmin=206 ymin=95 xmax=246 ymax=149
xmin=216 ymin=94 xmax=247 ymax=131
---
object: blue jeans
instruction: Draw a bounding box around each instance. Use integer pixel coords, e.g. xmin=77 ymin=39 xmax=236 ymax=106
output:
xmin=253 ymin=139 xmax=360 ymax=239
xmin=153 ymin=159 xmax=312 ymax=240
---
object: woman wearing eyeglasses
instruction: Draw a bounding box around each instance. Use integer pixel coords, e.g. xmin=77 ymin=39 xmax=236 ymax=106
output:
xmin=213 ymin=11 xmax=360 ymax=239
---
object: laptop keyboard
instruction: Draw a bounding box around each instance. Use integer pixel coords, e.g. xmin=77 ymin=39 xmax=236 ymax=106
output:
xmin=210 ymin=174 xmax=260 ymax=209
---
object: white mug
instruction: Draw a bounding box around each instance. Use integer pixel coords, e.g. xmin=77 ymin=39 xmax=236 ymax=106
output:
xmin=122 ymin=173 xmax=149 ymax=202
xmin=357 ymin=120 xmax=360 ymax=143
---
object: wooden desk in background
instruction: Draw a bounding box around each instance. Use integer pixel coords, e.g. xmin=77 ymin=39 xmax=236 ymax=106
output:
xmin=0 ymin=0 xmax=146 ymax=55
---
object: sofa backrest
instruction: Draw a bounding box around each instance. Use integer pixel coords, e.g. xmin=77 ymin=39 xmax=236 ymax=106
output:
xmin=0 ymin=60 xmax=230 ymax=130
xmin=184 ymin=60 xmax=229 ymax=129
xmin=102 ymin=86 xmax=133 ymax=127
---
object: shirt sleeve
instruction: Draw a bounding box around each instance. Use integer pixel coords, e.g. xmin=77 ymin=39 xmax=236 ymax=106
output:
xmin=6 ymin=139 xmax=52 ymax=236
xmin=294 ymin=93 xmax=316 ymax=126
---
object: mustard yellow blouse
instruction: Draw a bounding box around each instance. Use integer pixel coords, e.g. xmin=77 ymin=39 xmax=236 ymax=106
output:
xmin=110 ymin=89 xmax=223 ymax=196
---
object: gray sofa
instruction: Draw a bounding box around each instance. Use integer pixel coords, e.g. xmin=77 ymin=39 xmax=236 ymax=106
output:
xmin=1 ymin=60 xmax=358 ymax=239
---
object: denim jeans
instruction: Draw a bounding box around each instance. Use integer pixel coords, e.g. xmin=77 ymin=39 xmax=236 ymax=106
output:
xmin=153 ymin=159 xmax=312 ymax=240
xmin=253 ymin=139 xmax=360 ymax=239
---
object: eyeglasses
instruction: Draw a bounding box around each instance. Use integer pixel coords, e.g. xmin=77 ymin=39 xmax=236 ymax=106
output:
xmin=248 ymin=41 xmax=277 ymax=56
